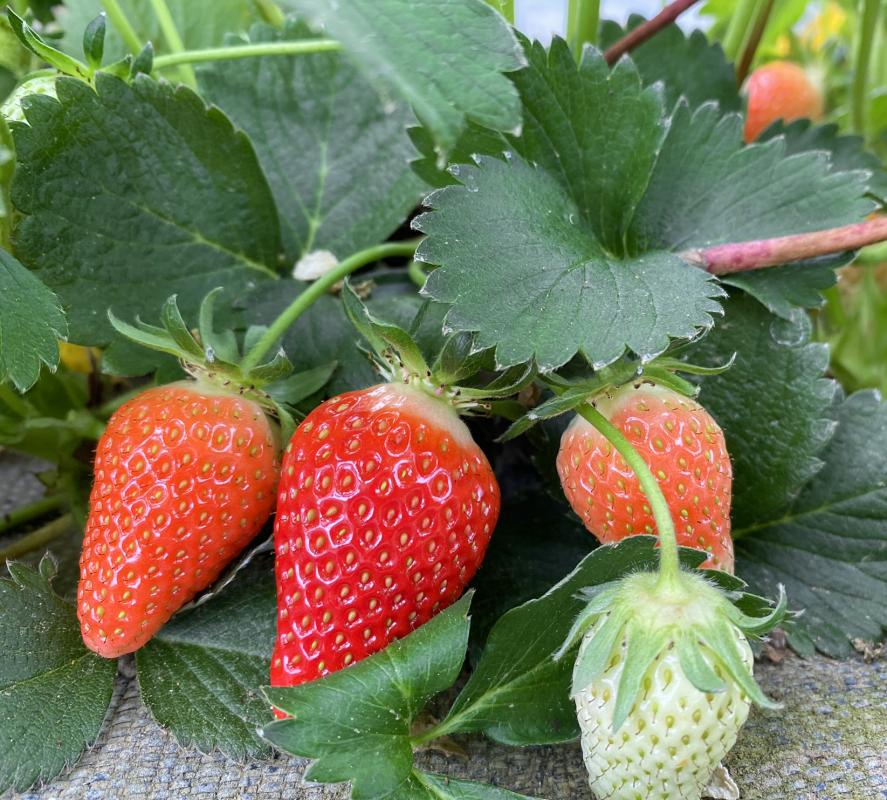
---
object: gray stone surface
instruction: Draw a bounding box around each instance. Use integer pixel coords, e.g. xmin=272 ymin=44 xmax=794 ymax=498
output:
xmin=2 ymin=453 xmax=885 ymax=800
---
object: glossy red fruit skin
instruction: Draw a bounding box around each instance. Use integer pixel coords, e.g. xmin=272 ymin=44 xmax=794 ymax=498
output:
xmin=78 ymin=382 xmax=279 ymax=658
xmin=271 ymin=382 xmax=500 ymax=689
xmin=557 ymin=383 xmax=734 ymax=572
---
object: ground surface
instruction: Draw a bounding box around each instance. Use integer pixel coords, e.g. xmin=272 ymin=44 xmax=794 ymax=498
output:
xmin=1 ymin=454 xmax=885 ymax=800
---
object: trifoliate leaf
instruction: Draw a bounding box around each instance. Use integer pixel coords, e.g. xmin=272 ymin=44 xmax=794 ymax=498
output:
xmin=758 ymin=118 xmax=887 ymax=204
xmin=199 ymin=22 xmax=425 ymax=263
xmin=0 ymin=557 xmax=116 ymax=793
xmin=290 ymin=0 xmax=525 ymax=159
xmin=11 ymin=74 xmax=280 ymax=344
xmin=0 ymin=248 xmax=67 ymax=391
xmin=418 ymin=38 xmax=873 ymax=368
xmin=261 ymin=595 xmax=472 ymax=799
xmin=135 ymin=555 xmax=276 ymax=759
xmin=735 ymin=391 xmax=887 ymax=657
xmin=599 ymin=15 xmax=741 ymax=112
xmin=440 ymin=537 xmax=705 ymax=746
xmin=691 ymin=294 xmax=837 ymax=529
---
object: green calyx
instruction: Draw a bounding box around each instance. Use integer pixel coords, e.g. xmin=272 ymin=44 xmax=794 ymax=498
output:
xmin=556 ymin=568 xmax=789 ymax=732
xmin=341 ymin=280 xmax=535 ymax=413
xmin=108 ymin=289 xmax=313 ymax=440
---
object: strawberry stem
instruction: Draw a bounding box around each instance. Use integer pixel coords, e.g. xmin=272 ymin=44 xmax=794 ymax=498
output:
xmin=151 ymin=38 xmax=342 ymax=70
xmin=735 ymin=0 xmax=776 ymax=85
xmin=149 ymin=0 xmax=196 ymax=87
xmin=575 ymin=402 xmax=681 ymax=587
xmin=853 ymin=0 xmax=881 ymax=137
xmin=100 ymin=0 xmax=143 ymax=56
xmin=567 ymin=0 xmax=600 ymax=61
xmin=603 ymin=0 xmax=702 ymax=65
xmin=240 ymin=239 xmax=420 ymax=373
xmin=684 ymin=216 xmax=887 ymax=274
xmin=0 ymin=513 xmax=72 ymax=561
xmin=0 ymin=494 xmax=66 ymax=536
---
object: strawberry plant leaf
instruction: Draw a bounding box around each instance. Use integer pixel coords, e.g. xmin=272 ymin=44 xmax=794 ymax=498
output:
xmin=692 ymin=294 xmax=837 ymax=529
xmin=261 ymin=594 xmax=472 ymax=799
xmin=734 ymin=391 xmax=887 ymax=657
xmin=199 ymin=21 xmax=425 ymax=264
xmin=11 ymin=74 xmax=280 ymax=345
xmin=758 ymin=119 xmax=887 ymax=204
xmin=392 ymin=771 xmax=539 ymax=799
xmin=0 ymin=248 xmax=67 ymax=392
xmin=439 ymin=537 xmax=705 ymax=746
xmin=0 ymin=556 xmax=116 ymax=793
xmin=599 ymin=15 xmax=741 ymax=112
xmin=290 ymin=0 xmax=525 ymax=160
xmin=135 ymin=555 xmax=277 ymax=759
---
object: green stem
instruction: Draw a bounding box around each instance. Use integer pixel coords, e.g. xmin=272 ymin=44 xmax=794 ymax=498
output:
xmin=0 ymin=384 xmax=30 ymax=417
xmin=253 ymin=0 xmax=286 ymax=27
xmin=735 ymin=0 xmax=775 ymax=85
xmin=149 ymin=0 xmax=197 ymax=87
xmin=240 ymin=240 xmax=420 ymax=373
xmin=575 ymin=402 xmax=681 ymax=587
xmin=722 ymin=0 xmax=758 ymax=63
xmin=407 ymin=260 xmax=429 ymax=288
xmin=566 ymin=0 xmax=600 ymax=61
xmin=0 ymin=514 xmax=72 ymax=561
xmin=100 ymin=0 xmax=143 ymax=56
xmin=852 ymin=0 xmax=881 ymax=137
xmin=484 ymin=0 xmax=514 ymax=23
xmin=0 ymin=495 xmax=66 ymax=536
xmin=151 ymin=39 xmax=342 ymax=70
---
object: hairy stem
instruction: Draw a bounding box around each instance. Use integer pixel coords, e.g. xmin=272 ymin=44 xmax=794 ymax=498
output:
xmin=240 ymin=240 xmax=420 ymax=373
xmin=604 ymin=0 xmax=701 ymax=65
xmin=100 ymin=0 xmax=143 ymax=55
xmin=567 ymin=0 xmax=601 ymax=61
xmin=685 ymin=216 xmax=887 ymax=274
xmin=575 ymin=403 xmax=681 ymax=586
xmin=253 ymin=0 xmax=286 ymax=27
xmin=722 ymin=0 xmax=758 ymax=63
xmin=0 ymin=514 xmax=73 ymax=561
xmin=735 ymin=0 xmax=775 ymax=85
xmin=151 ymin=39 xmax=342 ymax=69
xmin=852 ymin=0 xmax=881 ymax=137
xmin=149 ymin=0 xmax=197 ymax=87
xmin=0 ymin=495 xmax=66 ymax=536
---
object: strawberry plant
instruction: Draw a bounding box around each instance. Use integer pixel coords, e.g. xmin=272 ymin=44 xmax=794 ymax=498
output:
xmin=0 ymin=0 xmax=885 ymax=798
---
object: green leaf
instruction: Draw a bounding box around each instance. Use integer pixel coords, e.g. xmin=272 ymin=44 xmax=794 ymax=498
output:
xmin=11 ymin=74 xmax=280 ymax=345
xmin=691 ymin=294 xmax=837 ymax=529
xmin=266 ymin=362 xmax=337 ymax=408
xmin=135 ymin=555 xmax=276 ymax=759
xmin=599 ymin=15 xmax=741 ymax=112
xmin=0 ymin=557 xmax=116 ymax=793
xmin=261 ymin=594 xmax=472 ymax=799
xmin=758 ymin=118 xmax=887 ymax=204
xmin=735 ymin=391 xmax=887 ymax=657
xmin=199 ymin=21 xmax=425 ymax=264
xmin=0 ymin=117 xmax=14 ymax=248
xmin=441 ymin=537 xmax=704 ymax=746
xmin=0 ymin=248 xmax=67 ymax=392
xmin=290 ymin=0 xmax=525 ymax=159
xmin=393 ymin=771 xmax=540 ymax=799
xmin=58 ymin=0 xmax=259 ymax=62
xmin=6 ymin=9 xmax=91 ymax=79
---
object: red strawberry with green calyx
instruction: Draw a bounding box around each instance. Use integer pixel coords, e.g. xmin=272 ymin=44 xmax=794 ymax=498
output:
xmin=77 ymin=291 xmax=305 ymax=658
xmin=558 ymin=381 xmax=734 ymax=571
xmin=270 ymin=284 xmax=532 ymax=690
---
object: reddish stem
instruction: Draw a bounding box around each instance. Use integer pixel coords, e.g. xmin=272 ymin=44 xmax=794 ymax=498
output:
xmin=604 ymin=0 xmax=703 ymax=65
xmin=684 ymin=216 xmax=887 ymax=274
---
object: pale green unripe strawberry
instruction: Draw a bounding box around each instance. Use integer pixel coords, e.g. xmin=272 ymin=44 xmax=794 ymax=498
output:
xmin=1 ymin=75 xmax=57 ymax=124
xmin=574 ymin=615 xmax=751 ymax=800
xmin=558 ymin=568 xmax=786 ymax=800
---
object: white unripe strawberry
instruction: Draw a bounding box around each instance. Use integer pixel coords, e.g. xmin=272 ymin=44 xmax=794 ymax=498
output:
xmin=1 ymin=75 xmax=57 ymax=124
xmin=558 ymin=568 xmax=785 ymax=800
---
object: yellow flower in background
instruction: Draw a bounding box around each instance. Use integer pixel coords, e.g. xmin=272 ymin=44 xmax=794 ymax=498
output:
xmin=59 ymin=341 xmax=101 ymax=373
xmin=772 ymin=34 xmax=791 ymax=58
xmin=802 ymin=2 xmax=847 ymax=51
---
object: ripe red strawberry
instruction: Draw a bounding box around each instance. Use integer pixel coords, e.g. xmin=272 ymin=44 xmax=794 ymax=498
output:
xmin=557 ymin=382 xmax=733 ymax=571
xmin=271 ymin=382 xmax=500 ymax=688
xmin=78 ymin=382 xmax=280 ymax=658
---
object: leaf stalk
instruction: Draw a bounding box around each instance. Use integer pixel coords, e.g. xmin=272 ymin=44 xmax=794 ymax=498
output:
xmin=100 ymin=0 xmax=143 ymax=56
xmin=603 ymin=0 xmax=702 ymax=65
xmin=0 ymin=494 xmax=66 ymax=536
xmin=0 ymin=513 xmax=72 ymax=561
xmin=686 ymin=216 xmax=887 ymax=274
xmin=240 ymin=240 xmax=420 ymax=373
xmin=735 ymin=0 xmax=776 ymax=85
xmin=567 ymin=0 xmax=601 ymax=61
xmin=151 ymin=38 xmax=342 ymax=70
xmin=148 ymin=0 xmax=196 ymax=87
xmin=852 ymin=0 xmax=881 ymax=137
